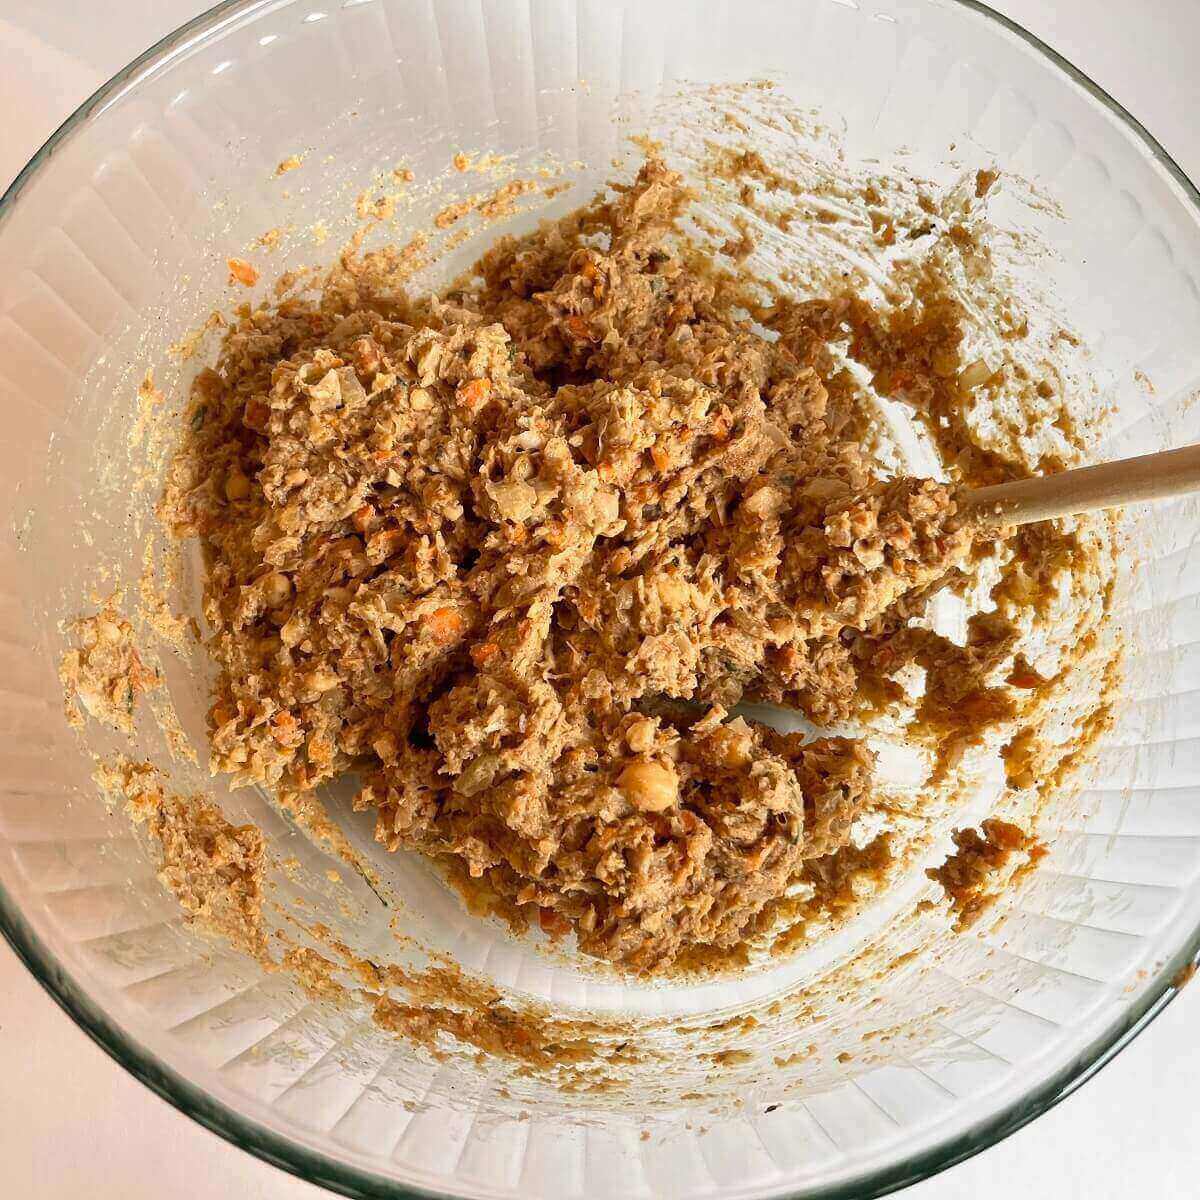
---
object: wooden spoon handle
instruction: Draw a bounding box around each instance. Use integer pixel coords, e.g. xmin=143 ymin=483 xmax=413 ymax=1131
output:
xmin=959 ymin=443 xmax=1200 ymax=528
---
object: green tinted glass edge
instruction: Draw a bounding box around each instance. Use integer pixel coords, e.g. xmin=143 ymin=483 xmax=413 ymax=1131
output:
xmin=1 ymin=2 xmax=1198 ymax=1197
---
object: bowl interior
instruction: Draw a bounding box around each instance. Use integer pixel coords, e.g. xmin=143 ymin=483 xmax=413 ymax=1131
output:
xmin=2 ymin=2 xmax=1200 ymax=1199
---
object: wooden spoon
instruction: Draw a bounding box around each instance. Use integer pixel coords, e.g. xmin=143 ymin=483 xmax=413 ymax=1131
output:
xmin=957 ymin=443 xmax=1200 ymax=529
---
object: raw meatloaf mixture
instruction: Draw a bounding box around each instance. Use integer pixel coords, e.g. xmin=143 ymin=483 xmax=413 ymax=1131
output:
xmin=164 ymin=158 xmax=982 ymax=971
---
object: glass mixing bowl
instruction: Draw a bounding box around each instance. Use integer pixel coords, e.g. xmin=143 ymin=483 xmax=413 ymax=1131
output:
xmin=2 ymin=1 xmax=1200 ymax=1197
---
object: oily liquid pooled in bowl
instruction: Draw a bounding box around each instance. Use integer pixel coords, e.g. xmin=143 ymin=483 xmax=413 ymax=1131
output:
xmin=157 ymin=154 xmax=1079 ymax=975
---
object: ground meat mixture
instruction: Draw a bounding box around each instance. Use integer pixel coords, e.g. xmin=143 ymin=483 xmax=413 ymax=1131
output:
xmin=163 ymin=158 xmax=985 ymax=971
xmin=114 ymin=759 xmax=269 ymax=959
xmin=60 ymin=595 xmax=161 ymax=734
xmin=926 ymin=818 xmax=1046 ymax=931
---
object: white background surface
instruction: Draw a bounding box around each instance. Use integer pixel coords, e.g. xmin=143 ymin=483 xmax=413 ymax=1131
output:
xmin=1 ymin=2 xmax=1198 ymax=1196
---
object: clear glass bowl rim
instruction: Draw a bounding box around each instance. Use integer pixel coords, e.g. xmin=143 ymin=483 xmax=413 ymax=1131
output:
xmin=2 ymin=1 xmax=1199 ymax=1197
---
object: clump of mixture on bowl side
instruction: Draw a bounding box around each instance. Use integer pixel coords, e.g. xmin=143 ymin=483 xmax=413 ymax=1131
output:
xmin=159 ymin=156 xmax=1103 ymax=972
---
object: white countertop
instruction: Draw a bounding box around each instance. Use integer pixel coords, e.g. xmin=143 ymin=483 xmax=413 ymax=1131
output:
xmin=2 ymin=3 xmax=1199 ymax=1197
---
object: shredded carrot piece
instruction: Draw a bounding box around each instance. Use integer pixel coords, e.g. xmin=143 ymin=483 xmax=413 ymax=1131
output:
xmin=538 ymin=907 xmax=571 ymax=936
xmin=227 ymin=258 xmax=259 ymax=287
xmin=470 ymin=642 xmax=500 ymax=667
xmin=426 ymin=606 xmax=465 ymax=644
xmin=243 ymin=399 xmax=270 ymax=432
xmin=456 ymin=378 xmax=493 ymax=408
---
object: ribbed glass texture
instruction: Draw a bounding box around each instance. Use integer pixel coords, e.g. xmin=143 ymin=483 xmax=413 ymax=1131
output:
xmin=1 ymin=3 xmax=1198 ymax=1198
